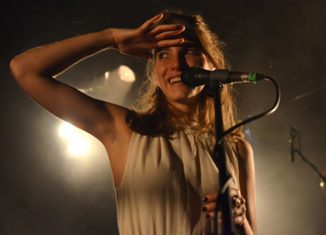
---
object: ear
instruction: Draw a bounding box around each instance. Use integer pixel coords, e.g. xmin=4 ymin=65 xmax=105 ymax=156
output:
xmin=205 ymin=63 xmax=216 ymax=71
xmin=203 ymin=56 xmax=216 ymax=71
xmin=208 ymin=60 xmax=216 ymax=71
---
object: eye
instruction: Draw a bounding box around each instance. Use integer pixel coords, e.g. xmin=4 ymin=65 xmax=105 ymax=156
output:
xmin=187 ymin=47 xmax=202 ymax=55
xmin=156 ymin=50 xmax=169 ymax=60
xmin=185 ymin=47 xmax=202 ymax=56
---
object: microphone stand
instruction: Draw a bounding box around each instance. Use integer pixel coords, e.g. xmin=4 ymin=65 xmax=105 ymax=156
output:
xmin=182 ymin=67 xmax=280 ymax=234
xmin=208 ymin=83 xmax=237 ymax=235
xmin=289 ymin=126 xmax=326 ymax=184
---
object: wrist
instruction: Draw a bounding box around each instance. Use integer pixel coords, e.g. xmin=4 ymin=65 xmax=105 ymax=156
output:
xmin=102 ymin=28 xmax=118 ymax=48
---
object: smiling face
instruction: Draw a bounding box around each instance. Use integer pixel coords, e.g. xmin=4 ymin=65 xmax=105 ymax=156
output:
xmin=136 ymin=11 xmax=238 ymax=136
xmin=153 ymin=45 xmax=212 ymax=110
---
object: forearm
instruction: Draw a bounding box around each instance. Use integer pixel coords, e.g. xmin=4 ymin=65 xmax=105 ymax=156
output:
xmin=10 ymin=28 xmax=116 ymax=78
xmin=236 ymin=138 xmax=257 ymax=235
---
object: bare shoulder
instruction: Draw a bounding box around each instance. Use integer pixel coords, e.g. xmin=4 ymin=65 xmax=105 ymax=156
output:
xmin=235 ymin=137 xmax=254 ymax=162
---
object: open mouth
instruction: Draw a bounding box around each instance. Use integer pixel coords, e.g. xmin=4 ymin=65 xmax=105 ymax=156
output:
xmin=169 ymin=77 xmax=182 ymax=84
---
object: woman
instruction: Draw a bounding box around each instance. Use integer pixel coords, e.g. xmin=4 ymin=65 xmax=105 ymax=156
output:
xmin=10 ymin=11 xmax=256 ymax=235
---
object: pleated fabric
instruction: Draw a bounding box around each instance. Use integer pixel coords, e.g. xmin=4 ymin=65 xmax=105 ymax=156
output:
xmin=115 ymin=130 xmax=238 ymax=235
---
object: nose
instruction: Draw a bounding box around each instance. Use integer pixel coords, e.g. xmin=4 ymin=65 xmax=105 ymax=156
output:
xmin=170 ymin=53 xmax=188 ymax=71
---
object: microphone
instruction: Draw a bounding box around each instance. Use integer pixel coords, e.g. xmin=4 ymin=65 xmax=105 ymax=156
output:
xmin=181 ymin=67 xmax=267 ymax=87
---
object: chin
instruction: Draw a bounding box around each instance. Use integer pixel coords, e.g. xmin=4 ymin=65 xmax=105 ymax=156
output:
xmin=162 ymin=85 xmax=204 ymax=104
xmin=170 ymin=93 xmax=201 ymax=104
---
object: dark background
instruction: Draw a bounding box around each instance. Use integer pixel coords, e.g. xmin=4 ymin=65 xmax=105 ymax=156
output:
xmin=1 ymin=0 xmax=325 ymax=234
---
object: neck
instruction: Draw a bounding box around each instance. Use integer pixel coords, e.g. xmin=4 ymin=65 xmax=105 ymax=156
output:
xmin=163 ymin=97 xmax=201 ymax=130
xmin=168 ymin=101 xmax=195 ymax=114
xmin=168 ymin=93 xmax=201 ymax=113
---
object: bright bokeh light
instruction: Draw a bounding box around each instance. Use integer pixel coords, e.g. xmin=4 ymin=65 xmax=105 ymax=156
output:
xmin=67 ymin=136 xmax=90 ymax=156
xmin=105 ymin=71 xmax=110 ymax=80
xmin=58 ymin=121 xmax=92 ymax=157
xmin=58 ymin=121 xmax=76 ymax=140
xmin=118 ymin=65 xmax=135 ymax=82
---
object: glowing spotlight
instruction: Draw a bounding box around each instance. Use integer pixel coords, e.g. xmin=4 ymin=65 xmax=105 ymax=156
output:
xmin=67 ymin=136 xmax=91 ymax=156
xmin=58 ymin=121 xmax=77 ymax=140
xmin=81 ymin=65 xmax=135 ymax=106
xmin=105 ymin=71 xmax=110 ymax=80
xmin=58 ymin=121 xmax=92 ymax=157
xmin=320 ymin=180 xmax=325 ymax=189
xmin=118 ymin=65 xmax=135 ymax=82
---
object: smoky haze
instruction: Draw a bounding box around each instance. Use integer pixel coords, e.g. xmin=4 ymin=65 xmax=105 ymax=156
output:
xmin=1 ymin=1 xmax=325 ymax=234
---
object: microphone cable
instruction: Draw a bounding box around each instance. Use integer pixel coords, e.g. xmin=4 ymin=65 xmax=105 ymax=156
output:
xmin=217 ymin=76 xmax=281 ymax=145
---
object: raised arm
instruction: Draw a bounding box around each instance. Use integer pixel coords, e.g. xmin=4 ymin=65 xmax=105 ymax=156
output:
xmin=10 ymin=28 xmax=119 ymax=142
xmin=9 ymin=13 xmax=185 ymax=143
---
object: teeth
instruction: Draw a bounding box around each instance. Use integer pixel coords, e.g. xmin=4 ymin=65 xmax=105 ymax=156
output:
xmin=170 ymin=77 xmax=181 ymax=84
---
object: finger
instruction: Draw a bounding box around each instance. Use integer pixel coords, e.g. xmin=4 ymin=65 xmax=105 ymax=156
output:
xmin=229 ymin=187 xmax=240 ymax=197
xmin=156 ymin=38 xmax=184 ymax=48
xmin=154 ymin=29 xmax=185 ymax=41
xmin=202 ymin=202 xmax=216 ymax=213
xmin=149 ymin=24 xmax=184 ymax=36
xmin=207 ymin=211 xmax=216 ymax=219
xmin=203 ymin=192 xmax=218 ymax=203
xmin=233 ymin=204 xmax=246 ymax=217
xmin=141 ymin=13 xmax=163 ymax=31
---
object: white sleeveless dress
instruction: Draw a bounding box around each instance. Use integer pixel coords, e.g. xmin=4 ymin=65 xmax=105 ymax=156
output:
xmin=115 ymin=130 xmax=238 ymax=235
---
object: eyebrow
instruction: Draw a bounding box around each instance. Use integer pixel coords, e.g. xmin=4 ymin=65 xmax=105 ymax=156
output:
xmin=154 ymin=45 xmax=202 ymax=54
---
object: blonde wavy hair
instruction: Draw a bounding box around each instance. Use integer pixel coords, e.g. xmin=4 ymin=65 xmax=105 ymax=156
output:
xmin=128 ymin=10 xmax=243 ymax=141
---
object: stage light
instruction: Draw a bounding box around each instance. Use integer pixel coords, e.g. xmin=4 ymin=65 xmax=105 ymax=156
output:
xmin=58 ymin=121 xmax=92 ymax=157
xmin=67 ymin=136 xmax=91 ymax=156
xmin=118 ymin=65 xmax=135 ymax=82
xmin=105 ymin=71 xmax=110 ymax=80
xmin=58 ymin=121 xmax=76 ymax=140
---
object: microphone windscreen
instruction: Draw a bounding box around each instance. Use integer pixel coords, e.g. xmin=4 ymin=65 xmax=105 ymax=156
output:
xmin=181 ymin=67 xmax=209 ymax=87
